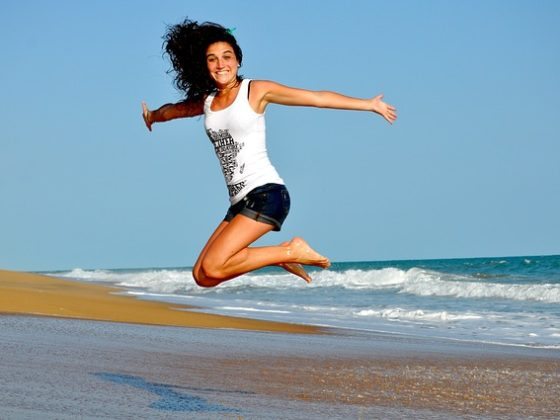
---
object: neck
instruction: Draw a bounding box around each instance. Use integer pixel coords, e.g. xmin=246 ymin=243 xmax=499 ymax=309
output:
xmin=216 ymin=78 xmax=240 ymax=93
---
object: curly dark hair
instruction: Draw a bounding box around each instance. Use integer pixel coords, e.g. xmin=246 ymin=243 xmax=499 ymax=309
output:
xmin=163 ymin=18 xmax=243 ymax=101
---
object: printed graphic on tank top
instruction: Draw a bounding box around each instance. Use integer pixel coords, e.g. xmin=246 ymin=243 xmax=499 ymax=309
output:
xmin=205 ymin=128 xmax=246 ymax=198
xmin=204 ymin=79 xmax=284 ymax=205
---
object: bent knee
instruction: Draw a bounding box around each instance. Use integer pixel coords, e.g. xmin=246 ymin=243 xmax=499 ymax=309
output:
xmin=199 ymin=258 xmax=228 ymax=282
xmin=192 ymin=266 xmax=222 ymax=288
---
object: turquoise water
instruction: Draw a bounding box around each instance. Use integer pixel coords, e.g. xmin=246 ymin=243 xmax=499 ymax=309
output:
xmin=51 ymin=254 xmax=560 ymax=348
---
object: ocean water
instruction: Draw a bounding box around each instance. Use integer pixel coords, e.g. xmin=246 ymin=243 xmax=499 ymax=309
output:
xmin=48 ymin=255 xmax=560 ymax=349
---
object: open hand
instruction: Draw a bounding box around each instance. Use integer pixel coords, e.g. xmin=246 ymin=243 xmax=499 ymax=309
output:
xmin=142 ymin=101 xmax=153 ymax=132
xmin=372 ymin=94 xmax=397 ymax=124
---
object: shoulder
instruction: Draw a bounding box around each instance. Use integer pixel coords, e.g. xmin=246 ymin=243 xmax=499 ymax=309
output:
xmin=247 ymin=80 xmax=291 ymax=113
xmin=249 ymin=80 xmax=281 ymax=93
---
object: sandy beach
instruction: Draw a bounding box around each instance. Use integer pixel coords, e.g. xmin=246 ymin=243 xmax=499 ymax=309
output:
xmin=1 ymin=269 xmax=559 ymax=418
xmin=0 ymin=269 xmax=316 ymax=334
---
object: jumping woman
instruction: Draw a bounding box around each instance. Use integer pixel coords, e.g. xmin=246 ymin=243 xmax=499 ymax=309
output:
xmin=142 ymin=19 xmax=397 ymax=288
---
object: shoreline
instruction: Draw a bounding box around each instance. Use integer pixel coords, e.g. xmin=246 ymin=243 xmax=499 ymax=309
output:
xmin=1 ymin=268 xmax=559 ymax=417
xmin=0 ymin=269 xmax=318 ymax=334
xmin=38 ymin=256 xmax=560 ymax=350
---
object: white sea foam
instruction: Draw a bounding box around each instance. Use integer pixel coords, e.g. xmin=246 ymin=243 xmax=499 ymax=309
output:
xmin=54 ymin=266 xmax=560 ymax=303
xmin=60 ymin=268 xmax=114 ymax=281
xmin=309 ymin=268 xmax=408 ymax=289
xmin=49 ymin=263 xmax=560 ymax=348
xmin=397 ymin=268 xmax=560 ymax=303
xmin=354 ymin=308 xmax=482 ymax=322
xmin=217 ymin=306 xmax=291 ymax=314
xmin=309 ymin=268 xmax=560 ymax=304
xmin=56 ymin=268 xmax=192 ymax=294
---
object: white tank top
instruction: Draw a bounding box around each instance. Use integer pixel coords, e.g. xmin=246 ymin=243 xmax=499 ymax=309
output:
xmin=204 ymin=79 xmax=284 ymax=204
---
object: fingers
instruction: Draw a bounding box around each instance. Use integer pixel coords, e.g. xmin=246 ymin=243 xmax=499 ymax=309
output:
xmin=386 ymin=109 xmax=398 ymax=124
xmin=141 ymin=101 xmax=152 ymax=132
xmin=385 ymin=115 xmax=396 ymax=124
xmin=372 ymin=94 xmax=397 ymax=124
xmin=383 ymin=105 xmax=397 ymax=124
xmin=142 ymin=101 xmax=150 ymax=119
xmin=380 ymin=99 xmax=397 ymax=124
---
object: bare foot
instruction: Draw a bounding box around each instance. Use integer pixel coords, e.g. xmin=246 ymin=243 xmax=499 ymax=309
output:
xmin=278 ymin=263 xmax=312 ymax=283
xmin=277 ymin=241 xmax=312 ymax=283
xmin=288 ymin=237 xmax=331 ymax=269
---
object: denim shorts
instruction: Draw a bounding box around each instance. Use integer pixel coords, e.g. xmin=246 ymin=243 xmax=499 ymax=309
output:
xmin=224 ymin=183 xmax=290 ymax=231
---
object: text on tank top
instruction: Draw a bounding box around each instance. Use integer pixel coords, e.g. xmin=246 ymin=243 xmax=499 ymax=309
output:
xmin=203 ymin=79 xmax=284 ymax=204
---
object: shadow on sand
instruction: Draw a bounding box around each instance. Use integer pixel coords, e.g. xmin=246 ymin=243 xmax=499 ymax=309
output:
xmin=93 ymin=372 xmax=243 ymax=413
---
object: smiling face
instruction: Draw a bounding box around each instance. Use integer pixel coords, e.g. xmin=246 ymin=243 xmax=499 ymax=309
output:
xmin=206 ymin=42 xmax=240 ymax=89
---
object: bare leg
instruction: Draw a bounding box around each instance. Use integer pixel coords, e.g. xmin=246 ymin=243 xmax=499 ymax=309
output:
xmin=192 ymin=221 xmax=229 ymax=288
xmin=277 ymin=241 xmax=312 ymax=283
xmin=196 ymin=215 xmax=329 ymax=287
xmin=194 ymin=224 xmax=311 ymax=284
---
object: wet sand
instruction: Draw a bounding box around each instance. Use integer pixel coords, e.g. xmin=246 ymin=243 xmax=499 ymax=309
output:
xmin=1 ymin=270 xmax=559 ymax=418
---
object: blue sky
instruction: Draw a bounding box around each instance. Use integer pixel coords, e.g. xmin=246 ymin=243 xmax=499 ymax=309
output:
xmin=1 ymin=1 xmax=559 ymax=271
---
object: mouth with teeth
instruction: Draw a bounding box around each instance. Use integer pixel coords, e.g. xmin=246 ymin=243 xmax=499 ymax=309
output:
xmin=213 ymin=69 xmax=236 ymax=87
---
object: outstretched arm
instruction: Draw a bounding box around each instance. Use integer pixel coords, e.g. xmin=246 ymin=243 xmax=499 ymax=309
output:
xmin=142 ymin=100 xmax=204 ymax=131
xmin=251 ymin=81 xmax=397 ymax=124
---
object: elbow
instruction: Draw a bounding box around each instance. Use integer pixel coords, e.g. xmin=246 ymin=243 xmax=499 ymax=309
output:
xmin=313 ymin=91 xmax=330 ymax=108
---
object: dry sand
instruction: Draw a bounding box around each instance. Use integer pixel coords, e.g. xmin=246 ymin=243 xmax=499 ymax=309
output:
xmin=0 ymin=269 xmax=317 ymax=333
